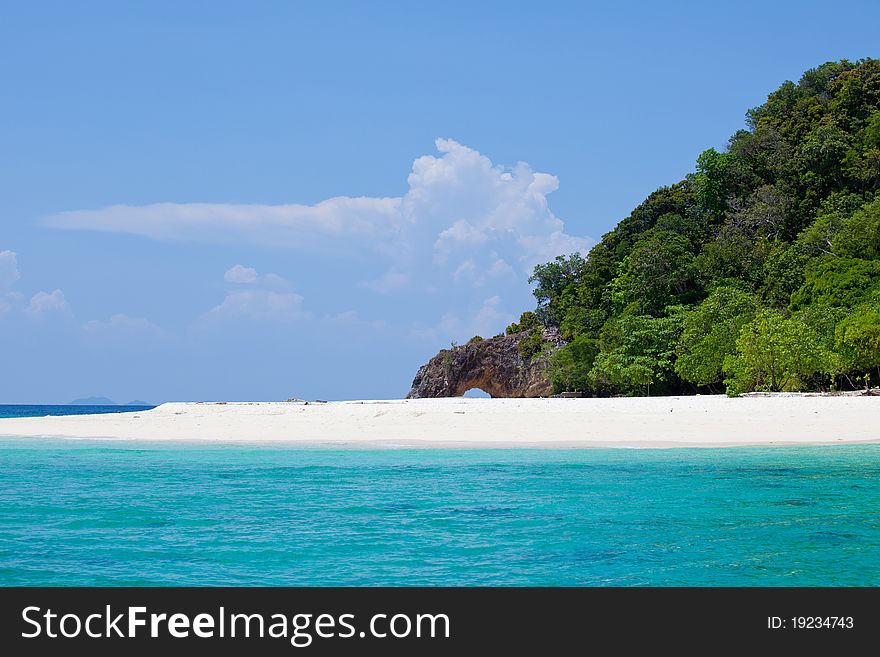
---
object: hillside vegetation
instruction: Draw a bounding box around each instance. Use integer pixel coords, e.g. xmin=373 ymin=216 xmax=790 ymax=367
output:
xmin=518 ymin=59 xmax=880 ymax=396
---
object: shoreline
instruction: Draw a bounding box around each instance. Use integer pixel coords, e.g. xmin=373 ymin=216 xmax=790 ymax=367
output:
xmin=0 ymin=396 xmax=878 ymax=448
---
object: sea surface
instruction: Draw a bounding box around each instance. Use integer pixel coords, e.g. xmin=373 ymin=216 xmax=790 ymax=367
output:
xmin=0 ymin=404 xmax=155 ymax=419
xmin=0 ymin=435 xmax=878 ymax=586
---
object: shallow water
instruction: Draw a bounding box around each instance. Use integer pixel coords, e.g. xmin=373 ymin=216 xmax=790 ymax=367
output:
xmin=0 ymin=440 xmax=878 ymax=586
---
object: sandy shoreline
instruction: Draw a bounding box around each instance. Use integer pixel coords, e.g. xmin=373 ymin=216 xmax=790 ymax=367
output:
xmin=0 ymin=396 xmax=878 ymax=448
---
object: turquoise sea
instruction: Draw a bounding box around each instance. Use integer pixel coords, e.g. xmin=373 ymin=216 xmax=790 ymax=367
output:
xmin=0 ymin=404 xmax=154 ymax=419
xmin=1 ymin=427 xmax=879 ymax=586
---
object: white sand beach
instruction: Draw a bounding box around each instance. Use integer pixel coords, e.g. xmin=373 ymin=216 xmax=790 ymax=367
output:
xmin=0 ymin=395 xmax=878 ymax=448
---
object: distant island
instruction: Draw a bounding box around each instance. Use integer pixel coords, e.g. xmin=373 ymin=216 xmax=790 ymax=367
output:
xmin=411 ymin=58 xmax=880 ymax=399
xmin=69 ymin=397 xmax=152 ymax=406
xmin=69 ymin=397 xmax=118 ymax=406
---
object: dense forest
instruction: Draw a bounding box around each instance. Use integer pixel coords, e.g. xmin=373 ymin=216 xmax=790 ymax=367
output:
xmin=512 ymin=59 xmax=880 ymax=396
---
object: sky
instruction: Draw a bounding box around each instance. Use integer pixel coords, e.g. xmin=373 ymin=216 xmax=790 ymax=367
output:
xmin=2 ymin=1 xmax=879 ymax=403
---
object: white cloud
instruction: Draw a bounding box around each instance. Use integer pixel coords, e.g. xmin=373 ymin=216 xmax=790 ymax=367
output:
xmin=224 ymin=264 xmax=258 ymax=284
xmin=488 ymin=256 xmax=516 ymax=280
xmin=205 ymin=267 xmax=305 ymax=323
xmin=223 ymin=265 xmax=291 ymax=288
xmin=42 ymin=140 xmax=592 ymax=342
xmin=402 ymin=139 xmax=590 ymax=273
xmin=434 ymin=220 xmax=489 ymax=259
xmin=0 ymin=251 xmax=20 ymax=289
xmin=0 ymin=292 xmax=23 ymax=318
xmin=452 ymin=254 xmax=516 ymax=288
xmin=412 ymin=296 xmax=513 ymax=343
xmin=453 ymin=259 xmax=479 ymax=283
xmin=261 ymin=273 xmax=291 ymax=288
xmin=42 ymin=139 xmax=591 ymax=277
xmin=359 ymin=268 xmax=409 ymax=294
xmin=43 ymin=198 xmax=403 ymax=249
xmin=471 ymin=296 xmax=509 ymax=337
xmin=208 ymin=290 xmax=307 ymax=322
xmin=25 ymin=289 xmax=69 ymax=318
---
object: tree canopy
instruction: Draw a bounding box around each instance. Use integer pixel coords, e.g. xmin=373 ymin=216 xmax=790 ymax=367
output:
xmin=519 ymin=59 xmax=880 ymax=395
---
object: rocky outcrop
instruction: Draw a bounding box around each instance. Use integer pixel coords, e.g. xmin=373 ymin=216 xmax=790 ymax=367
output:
xmin=407 ymin=328 xmax=563 ymax=398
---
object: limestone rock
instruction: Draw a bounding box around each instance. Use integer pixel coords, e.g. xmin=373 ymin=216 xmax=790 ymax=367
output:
xmin=407 ymin=328 xmax=563 ymax=398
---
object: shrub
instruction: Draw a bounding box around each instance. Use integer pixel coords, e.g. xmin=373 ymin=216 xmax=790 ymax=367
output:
xmin=517 ymin=328 xmax=544 ymax=359
xmin=506 ymin=311 xmax=541 ymax=335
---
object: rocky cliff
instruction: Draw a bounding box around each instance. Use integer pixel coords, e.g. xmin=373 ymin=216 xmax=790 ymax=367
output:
xmin=407 ymin=328 xmax=563 ymax=398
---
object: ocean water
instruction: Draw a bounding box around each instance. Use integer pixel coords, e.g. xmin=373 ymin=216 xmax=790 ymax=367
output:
xmin=0 ymin=404 xmax=154 ymax=419
xmin=0 ymin=440 xmax=878 ymax=586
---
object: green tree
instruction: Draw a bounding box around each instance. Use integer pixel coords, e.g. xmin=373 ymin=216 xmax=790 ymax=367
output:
xmin=654 ymin=212 xmax=707 ymax=245
xmin=556 ymin=293 xmax=608 ymax=340
xmin=835 ymin=303 xmax=880 ymax=383
xmin=797 ymin=122 xmax=852 ymax=193
xmin=837 ymin=197 xmax=880 ymax=259
xmin=762 ymin=243 xmax=810 ymax=306
xmin=613 ymin=229 xmax=699 ymax=315
xmin=693 ymin=148 xmax=735 ymax=220
xmin=529 ymin=254 xmax=585 ymax=326
xmin=793 ymin=303 xmax=847 ymax=352
xmin=790 ymin=257 xmax=880 ymax=309
xmin=548 ymin=336 xmax=599 ymax=393
xmin=498 ymin=59 xmax=880 ymax=399
xmin=694 ymin=223 xmax=770 ymax=288
xmin=613 ymin=183 xmax=697 ymax=251
xmin=723 ymin=310 xmax=837 ymax=395
xmin=676 ymin=287 xmax=759 ymax=387
xmin=591 ymin=312 xmax=684 ymax=395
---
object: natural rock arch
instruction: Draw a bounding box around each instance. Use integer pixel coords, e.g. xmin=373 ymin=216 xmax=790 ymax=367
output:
xmin=462 ymin=388 xmax=491 ymax=398
xmin=406 ymin=329 xmax=562 ymax=398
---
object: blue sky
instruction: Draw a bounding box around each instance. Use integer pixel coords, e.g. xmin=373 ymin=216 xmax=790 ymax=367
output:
xmin=2 ymin=1 xmax=879 ymax=403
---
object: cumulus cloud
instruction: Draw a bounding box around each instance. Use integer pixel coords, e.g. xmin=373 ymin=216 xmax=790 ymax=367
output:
xmin=488 ymin=255 xmax=516 ymax=280
xmin=0 ymin=251 xmax=20 ymax=289
xmin=42 ymin=139 xmax=590 ymax=278
xmin=403 ymin=139 xmax=590 ymax=272
xmin=25 ymin=289 xmax=69 ymax=318
xmin=223 ymin=264 xmax=291 ymax=288
xmin=205 ymin=267 xmax=305 ymax=323
xmin=471 ymin=296 xmax=510 ymax=336
xmin=452 ymin=259 xmax=478 ymax=283
xmin=412 ymin=296 xmax=513 ymax=343
xmin=208 ymin=290 xmax=307 ymax=322
xmin=0 ymin=292 xmax=24 ymax=318
xmin=42 ymin=139 xmax=592 ymax=341
xmin=261 ymin=273 xmax=291 ymax=288
xmin=435 ymin=220 xmax=489 ymax=256
xmin=224 ymin=264 xmax=259 ymax=284
xmin=452 ymin=253 xmax=517 ymax=288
